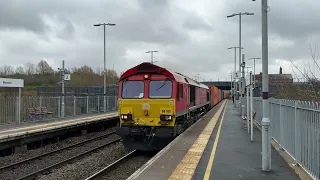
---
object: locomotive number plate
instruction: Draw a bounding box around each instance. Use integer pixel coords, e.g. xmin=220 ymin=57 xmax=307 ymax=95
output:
xmin=160 ymin=108 xmax=172 ymax=114
xmin=142 ymin=103 xmax=150 ymax=110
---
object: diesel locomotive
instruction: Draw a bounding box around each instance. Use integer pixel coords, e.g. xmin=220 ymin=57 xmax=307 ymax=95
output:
xmin=115 ymin=62 xmax=226 ymax=151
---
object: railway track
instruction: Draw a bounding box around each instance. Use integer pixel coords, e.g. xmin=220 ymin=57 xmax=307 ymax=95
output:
xmin=0 ymin=131 xmax=120 ymax=180
xmin=85 ymin=150 xmax=155 ymax=180
xmin=85 ymin=150 xmax=137 ymax=180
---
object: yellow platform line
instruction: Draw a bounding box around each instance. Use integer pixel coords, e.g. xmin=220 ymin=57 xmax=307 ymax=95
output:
xmin=168 ymin=100 xmax=226 ymax=180
xmin=203 ymin=102 xmax=227 ymax=180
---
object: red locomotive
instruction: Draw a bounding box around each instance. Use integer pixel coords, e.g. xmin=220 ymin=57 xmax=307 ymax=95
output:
xmin=116 ymin=62 xmax=226 ymax=151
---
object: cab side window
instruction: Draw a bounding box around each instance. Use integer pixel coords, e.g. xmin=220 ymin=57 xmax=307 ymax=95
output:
xmin=179 ymin=83 xmax=183 ymax=99
xmin=177 ymin=83 xmax=183 ymax=100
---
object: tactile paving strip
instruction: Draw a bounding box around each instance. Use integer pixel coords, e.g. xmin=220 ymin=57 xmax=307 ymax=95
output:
xmin=168 ymin=100 xmax=226 ymax=180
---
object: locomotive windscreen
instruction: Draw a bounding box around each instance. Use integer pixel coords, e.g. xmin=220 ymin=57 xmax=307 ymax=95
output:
xmin=149 ymin=80 xmax=172 ymax=98
xmin=122 ymin=81 xmax=144 ymax=98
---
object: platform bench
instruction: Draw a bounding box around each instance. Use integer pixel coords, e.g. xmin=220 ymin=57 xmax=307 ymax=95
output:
xmin=28 ymin=107 xmax=53 ymax=120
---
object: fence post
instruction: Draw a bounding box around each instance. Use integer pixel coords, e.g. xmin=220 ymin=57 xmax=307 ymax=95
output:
xmin=107 ymin=96 xmax=109 ymax=112
xmin=98 ymin=96 xmax=100 ymax=113
xmin=294 ymin=101 xmax=301 ymax=164
xmin=115 ymin=95 xmax=117 ymax=110
xmin=279 ymin=100 xmax=283 ymax=147
xmin=15 ymin=95 xmax=20 ymax=123
xmin=87 ymin=96 xmax=89 ymax=114
xmin=247 ymin=86 xmax=249 ymax=133
xmin=294 ymin=101 xmax=299 ymax=165
xmin=39 ymin=96 xmax=42 ymax=108
xmin=58 ymin=97 xmax=61 ymax=118
xmin=74 ymin=96 xmax=76 ymax=115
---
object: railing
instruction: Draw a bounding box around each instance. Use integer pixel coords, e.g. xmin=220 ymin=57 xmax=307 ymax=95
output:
xmin=252 ymin=97 xmax=320 ymax=180
xmin=0 ymin=95 xmax=118 ymax=125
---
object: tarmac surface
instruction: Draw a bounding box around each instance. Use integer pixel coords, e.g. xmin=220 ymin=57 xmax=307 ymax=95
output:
xmin=128 ymin=100 xmax=300 ymax=180
xmin=193 ymin=100 xmax=299 ymax=180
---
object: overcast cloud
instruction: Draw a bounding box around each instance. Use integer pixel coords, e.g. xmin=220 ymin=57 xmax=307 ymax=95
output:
xmin=0 ymin=0 xmax=319 ymax=81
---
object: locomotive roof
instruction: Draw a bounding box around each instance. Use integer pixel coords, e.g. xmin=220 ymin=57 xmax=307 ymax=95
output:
xmin=120 ymin=62 xmax=209 ymax=89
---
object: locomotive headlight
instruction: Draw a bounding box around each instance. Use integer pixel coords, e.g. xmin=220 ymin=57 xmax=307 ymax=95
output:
xmin=160 ymin=115 xmax=173 ymax=121
xmin=121 ymin=114 xmax=132 ymax=120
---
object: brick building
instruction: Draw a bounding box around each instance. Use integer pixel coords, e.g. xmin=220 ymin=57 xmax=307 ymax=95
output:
xmin=253 ymin=67 xmax=293 ymax=97
xmin=254 ymin=67 xmax=293 ymax=84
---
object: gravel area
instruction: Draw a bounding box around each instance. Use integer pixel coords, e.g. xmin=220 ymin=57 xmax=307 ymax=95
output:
xmin=98 ymin=155 xmax=151 ymax=180
xmin=0 ymin=127 xmax=116 ymax=168
xmin=36 ymin=141 xmax=131 ymax=180
xmin=0 ymin=131 xmax=120 ymax=180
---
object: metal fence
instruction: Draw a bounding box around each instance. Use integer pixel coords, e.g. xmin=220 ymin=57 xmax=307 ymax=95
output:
xmin=252 ymin=97 xmax=320 ymax=179
xmin=0 ymin=95 xmax=118 ymax=125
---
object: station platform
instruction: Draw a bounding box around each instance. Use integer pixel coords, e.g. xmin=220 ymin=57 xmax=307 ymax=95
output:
xmin=0 ymin=112 xmax=119 ymax=143
xmin=128 ymin=100 xmax=305 ymax=180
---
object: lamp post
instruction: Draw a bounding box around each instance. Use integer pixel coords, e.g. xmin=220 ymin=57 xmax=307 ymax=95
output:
xmin=252 ymin=0 xmax=271 ymax=171
xmin=94 ymin=23 xmax=116 ymax=113
xmin=248 ymin=57 xmax=261 ymax=89
xmin=229 ymin=72 xmax=233 ymax=99
xmin=227 ymin=12 xmax=254 ymax=115
xmin=146 ymin=51 xmax=159 ymax=64
xmin=228 ymin=46 xmax=243 ymax=107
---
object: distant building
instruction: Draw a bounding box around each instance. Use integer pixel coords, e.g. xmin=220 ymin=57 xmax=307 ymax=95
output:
xmin=253 ymin=67 xmax=293 ymax=97
xmin=254 ymin=67 xmax=293 ymax=84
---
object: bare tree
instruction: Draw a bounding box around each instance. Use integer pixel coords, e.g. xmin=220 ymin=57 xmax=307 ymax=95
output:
xmin=15 ymin=66 xmax=25 ymax=74
xmin=75 ymin=65 xmax=94 ymax=74
xmin=95 ymin=67 xmax=103 ymax=76
xmin=285 ymin=42 xmax=320 ymax=101
xmin=36 ymin=60 xmax=54 ymax=75
xmin=0 ymin=65 xmax=14 ymax=76
xmin=24 ymin=62 xmax=35 ymax=75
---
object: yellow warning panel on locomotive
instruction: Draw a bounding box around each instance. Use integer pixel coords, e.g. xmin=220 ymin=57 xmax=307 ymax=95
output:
xmin=120 ymin=107 xmax=133 ymax=114
xmin=160 ymin=108 xmax=173 ymax=115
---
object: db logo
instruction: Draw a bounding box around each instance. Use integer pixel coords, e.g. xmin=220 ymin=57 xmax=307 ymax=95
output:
xmin=142 ymin=103 xmax=150 ymax=110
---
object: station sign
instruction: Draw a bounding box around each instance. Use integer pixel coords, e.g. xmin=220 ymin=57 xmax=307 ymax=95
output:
xmin=0 ymin=78 xmax=24 ymax=88
xmin=64 ymin=74 xmax=71 ymax=81
xmin=233 ymin=71 xmax=240 ymax=79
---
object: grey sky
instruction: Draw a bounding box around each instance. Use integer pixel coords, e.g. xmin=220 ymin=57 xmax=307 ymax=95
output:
xmin=0 ymin=0 xmax=319 ymax=81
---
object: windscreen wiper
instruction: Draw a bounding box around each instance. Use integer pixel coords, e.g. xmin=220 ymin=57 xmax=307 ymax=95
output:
xmin=156 ymin=78 xmax=169 ymax=91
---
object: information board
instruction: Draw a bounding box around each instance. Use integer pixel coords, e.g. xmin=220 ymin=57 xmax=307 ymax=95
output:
xmin=0 ymin=78 xmax=24 ymax=88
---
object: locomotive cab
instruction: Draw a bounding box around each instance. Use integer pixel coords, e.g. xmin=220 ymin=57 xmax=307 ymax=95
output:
xmin=118 ymin=74 xmax=176 ymax=127
xmin=116 ymin=62 xmax=179 ymax=151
